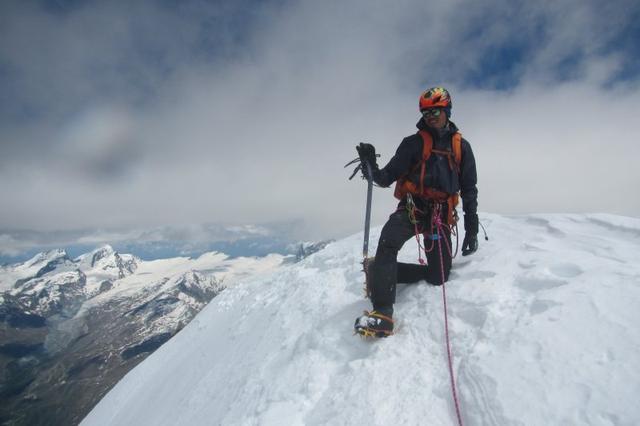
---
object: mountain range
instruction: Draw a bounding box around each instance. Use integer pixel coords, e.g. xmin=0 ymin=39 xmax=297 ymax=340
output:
xmin=0 ymin=244 xmax=304 ymax=426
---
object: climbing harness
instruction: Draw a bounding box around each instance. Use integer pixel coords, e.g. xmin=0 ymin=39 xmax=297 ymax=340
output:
xmin=405 ymin=194 xmax=460 ymax=266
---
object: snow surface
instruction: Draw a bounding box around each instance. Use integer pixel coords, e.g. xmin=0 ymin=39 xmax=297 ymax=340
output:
xmin=81 ymin=213 xmax=640 ymax=426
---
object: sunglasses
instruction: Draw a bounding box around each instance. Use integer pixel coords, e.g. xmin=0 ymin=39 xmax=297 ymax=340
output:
xmin=422 ymin=108 xmax=443 ymax=118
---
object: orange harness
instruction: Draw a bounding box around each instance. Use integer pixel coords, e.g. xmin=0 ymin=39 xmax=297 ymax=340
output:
xmin=393 ymin=130 xmax=462 ymax=225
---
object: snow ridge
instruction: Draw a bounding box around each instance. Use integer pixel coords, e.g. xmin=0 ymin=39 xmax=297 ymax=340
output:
xmin=82 ymin=213 xmax=640 ymax=426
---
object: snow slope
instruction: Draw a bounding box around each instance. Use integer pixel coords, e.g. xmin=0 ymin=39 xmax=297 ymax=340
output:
xmin=81 ymin=213 xmax=640 ymax=426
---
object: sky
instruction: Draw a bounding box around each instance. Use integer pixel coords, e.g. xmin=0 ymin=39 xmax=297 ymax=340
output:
xmin=1 ymin=0 xmax=639 ymax=256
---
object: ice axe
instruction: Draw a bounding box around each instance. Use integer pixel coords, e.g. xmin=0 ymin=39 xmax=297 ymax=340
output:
xmin=345 ymin=152 xmax=377 ymax=296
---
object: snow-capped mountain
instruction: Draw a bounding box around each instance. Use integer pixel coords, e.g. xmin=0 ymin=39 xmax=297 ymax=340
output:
xmin=81 ymin=213 xmax=640 ymax=426
xmin=1 ymin=249 xmax=76 ymax=291
xmin=0 ymin=245 xmax=286 ymax=426
xmin=0 ymin=246 xmax=138 ymax=320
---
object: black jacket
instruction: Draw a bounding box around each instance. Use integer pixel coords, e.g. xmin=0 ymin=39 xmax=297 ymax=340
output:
xmin=372 ymin=118 xmax=478 ymax=216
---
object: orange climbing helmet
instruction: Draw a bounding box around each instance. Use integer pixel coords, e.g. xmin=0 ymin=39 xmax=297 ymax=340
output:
xmin=419 ymin=87 xmax=452 ymax=115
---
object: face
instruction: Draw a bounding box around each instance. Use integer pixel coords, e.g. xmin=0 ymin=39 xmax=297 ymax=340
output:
xmin=422 ymin=108 xmax=448 ymax=129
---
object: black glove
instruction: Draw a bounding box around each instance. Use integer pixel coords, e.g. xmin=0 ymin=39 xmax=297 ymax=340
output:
xmin=356 ymin=143 xmax=378 ymax=179
xmin=462 ymin=213 xmax=479 ymax=256
xmin=461 ymin=233 xmax=478 ymax=256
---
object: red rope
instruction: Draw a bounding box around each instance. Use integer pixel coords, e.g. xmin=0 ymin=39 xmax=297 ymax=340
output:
xmin=434 ymin=208 xmax=464 ymax=426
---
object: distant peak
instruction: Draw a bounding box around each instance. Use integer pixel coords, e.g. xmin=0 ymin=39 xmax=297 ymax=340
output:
xmin=94 ymin=244 xmax=115 ymax=253
xmin=91 ymin=245 xmax=117 ymax=267
xmin=46 ymin=248 xmax=68 ymax=257
xmin=26 ymin=249 xmax=68 ymax=266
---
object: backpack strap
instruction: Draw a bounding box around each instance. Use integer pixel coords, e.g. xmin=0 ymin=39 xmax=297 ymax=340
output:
xmin=452 ymin=132 xmax=462 ymax=164
xmin=418 ymin=129 xmax=462 ymax=174
xmin=418 ymin=130 xmax=434 ymax=160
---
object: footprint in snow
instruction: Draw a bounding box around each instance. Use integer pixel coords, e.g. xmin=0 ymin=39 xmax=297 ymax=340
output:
xmin=514 ymin=275 xmax=568 ymax=292
xmin=529 ymin=299 xmax=562 ymax=315
xmin=522 ymin=243 xmax=545 ymax=252
xmin=525 ymin=217 xmax=567 ymax=237
xmin=465 ymin=270 xmax=497 ymax=280
xmin=525 ymin=217 xmax=550 ymax=227
xmin=547 ymin=262 xmax=583 ymax=278
xmin=518 ymin=260 xmax=536 ymax=269
xmin=455 ymin=302 xmax=488 ymax=328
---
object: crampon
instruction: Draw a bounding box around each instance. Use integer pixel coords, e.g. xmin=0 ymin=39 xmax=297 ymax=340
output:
xmin=354 ymin=310 xmax=394 ymax=338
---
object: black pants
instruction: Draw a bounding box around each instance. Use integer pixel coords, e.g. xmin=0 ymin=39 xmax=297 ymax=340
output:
xmin=368 ymin=206 xmax=452 ymax=312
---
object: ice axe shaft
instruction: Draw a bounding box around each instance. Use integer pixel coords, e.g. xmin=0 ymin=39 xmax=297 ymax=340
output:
xmin=343 ymin=155 xmax=374 ymax=298
xmin=362 ymin=161 xmax=373 ymax=259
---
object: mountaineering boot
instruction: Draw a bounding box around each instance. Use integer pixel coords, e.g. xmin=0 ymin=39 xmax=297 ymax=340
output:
xmin=354 ymin=310 xmax=394 ymax=338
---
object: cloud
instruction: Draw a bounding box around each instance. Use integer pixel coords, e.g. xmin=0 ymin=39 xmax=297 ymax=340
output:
xmin=0 ymin=0 xmax=639 ymax=247
xmin=0 ymin=234 xmax=25 ymax=257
